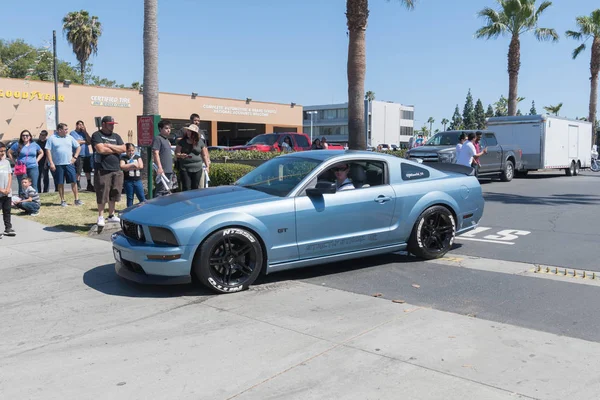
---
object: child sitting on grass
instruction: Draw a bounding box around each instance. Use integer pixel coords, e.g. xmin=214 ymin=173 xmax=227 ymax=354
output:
xmin=12 ymin=176 xmax=41 ymax=216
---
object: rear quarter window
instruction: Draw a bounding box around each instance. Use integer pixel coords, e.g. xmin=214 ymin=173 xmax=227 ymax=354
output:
xmin=401 ymin=163 xmax=430 ymax=181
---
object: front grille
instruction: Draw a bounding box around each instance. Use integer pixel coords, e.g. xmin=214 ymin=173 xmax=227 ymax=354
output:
xmin=410 ymin=154 xmax=439 ymax=162
xmin=121 ymin=220 xmax=144 ymax=242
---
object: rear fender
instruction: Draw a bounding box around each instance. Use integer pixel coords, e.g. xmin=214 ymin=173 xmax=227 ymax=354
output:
xmin=405 ymin=191 xmax=460 ymax=233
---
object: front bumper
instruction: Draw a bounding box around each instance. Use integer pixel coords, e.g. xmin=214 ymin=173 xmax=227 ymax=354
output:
xmin=111 ymin=232 xmax=194 ymax=285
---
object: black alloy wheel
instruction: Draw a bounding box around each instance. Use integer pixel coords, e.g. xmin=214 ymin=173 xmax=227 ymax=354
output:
xmin=408 ymin=205 xmax=456 ymax=260
xmin=194 ymin=228 xmax=263 ymax=294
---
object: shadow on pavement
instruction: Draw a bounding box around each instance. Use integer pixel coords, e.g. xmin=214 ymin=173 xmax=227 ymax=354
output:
xmin=255 ymin=246 xmax=463 ymax=286
xmin=484 ymin=192 xmax=600 ymax=206
xmin=83 ymin=264 xmax=214 ymax=298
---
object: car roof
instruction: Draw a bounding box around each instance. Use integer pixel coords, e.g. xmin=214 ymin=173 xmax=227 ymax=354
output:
xmin=283 ymin=149 xmax=399 ymax=162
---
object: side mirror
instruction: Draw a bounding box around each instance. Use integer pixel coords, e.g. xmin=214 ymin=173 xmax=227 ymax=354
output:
xmin=306 ymin=181 xmax=336 ymax=196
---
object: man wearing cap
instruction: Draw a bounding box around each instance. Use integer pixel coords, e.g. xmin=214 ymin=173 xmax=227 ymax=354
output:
xmin=91 ymin=116 xmax=126 ymax=227
xmin=189 ymin=113 xmax=211 ymax=187
xmin=152 ymin=119 xmax=174 ymax=194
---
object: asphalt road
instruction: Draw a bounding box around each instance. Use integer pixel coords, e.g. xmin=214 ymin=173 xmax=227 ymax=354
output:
xmin=459 ymin=170 xmax=600 ymax=271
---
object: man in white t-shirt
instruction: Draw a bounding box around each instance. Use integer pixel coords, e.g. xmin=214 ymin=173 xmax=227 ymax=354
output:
xmin=456 ymin=133 xmax=487 ymax=167
xmin=455 ymin=133 xmax=467 ymax=160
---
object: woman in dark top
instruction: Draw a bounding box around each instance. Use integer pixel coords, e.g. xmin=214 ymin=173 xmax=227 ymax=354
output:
xmin=36 ymin=130 xmax=50 ymax=192
xmin=175 ymin=124 xmax=207 ymax=191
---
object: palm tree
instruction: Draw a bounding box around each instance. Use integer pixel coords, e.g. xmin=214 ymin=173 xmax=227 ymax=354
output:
xmin=365 ymin=90 xmax=376 ymax=101
xmin=62 ymin=10 xmax=102 ymax=84
xmin=346 ymin=0 xmax=416 ymax=150
xmin=543 ymin=102 xmax=563 ymax=116
xmin=143 ymin=0 xmax=159 ymax=115
xmin=475 ymin=0 xmax=558 ymax=116
xmin=441 ymin=118 xmax=449 ymax=130
xmin=566 ymin=9 xmax=600 ymax=144
xmin=427 ymin=117 xmax=435 ymax=135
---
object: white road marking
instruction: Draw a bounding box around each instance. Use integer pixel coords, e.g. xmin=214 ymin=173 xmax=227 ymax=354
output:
xmin=457 ymin=227 xmax=531 ymax=246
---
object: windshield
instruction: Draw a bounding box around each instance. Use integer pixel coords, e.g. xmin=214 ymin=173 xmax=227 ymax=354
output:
xmin=424 ymin=132 xmax=460 ymax=146
xmin=235 ymin=156 xmax=321 ymax=197
xmin=246 ymin=134 xmax=278 ymax=145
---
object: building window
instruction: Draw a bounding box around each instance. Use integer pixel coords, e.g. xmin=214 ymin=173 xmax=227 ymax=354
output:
xmin=401 ymin=110 xmax=414 ymax=120
xmin=400 ymin=126 xmax=414 ymax=136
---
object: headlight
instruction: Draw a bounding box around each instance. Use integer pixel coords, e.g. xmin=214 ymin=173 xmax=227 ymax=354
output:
xmin=439 ymin=153 xmax=455 ymax=163
xmin=136 ymin=225 xmax=145 ymax=241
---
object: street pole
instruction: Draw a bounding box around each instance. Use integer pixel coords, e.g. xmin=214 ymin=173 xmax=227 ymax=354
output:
xmin=52 ymin=30 xmax=59 ymax=128
xmin=310 ymin=113 xmax=313 ymax=143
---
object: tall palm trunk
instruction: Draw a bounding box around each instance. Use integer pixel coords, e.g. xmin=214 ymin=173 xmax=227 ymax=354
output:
xmin=142 ymin=0 xmax=159 ymax=196
xmin=346 ymin=0 xmax=368 ymax=150
xmin=143 ymin=0 xmax=159 ymax=115
xmin=507 ymin=34 xmax=521 ymax=116
xmin=590 ymin=36 xmax=600 ymax=144
xmin=80 ymin=61 xmax=85 ymax=84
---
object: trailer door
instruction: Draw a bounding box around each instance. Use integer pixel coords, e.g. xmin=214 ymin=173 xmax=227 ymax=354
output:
xmin=568 ymin=125 xmax=579 ymax=159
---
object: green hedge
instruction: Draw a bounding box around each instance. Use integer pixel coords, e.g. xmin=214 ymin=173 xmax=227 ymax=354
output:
xmin=210 ymin=150 xmax=281 ymax=161
xmin=209 ymin=149 xmax=408 ymax=160
xmin=209 ymin=163 xmax=255 ymax=186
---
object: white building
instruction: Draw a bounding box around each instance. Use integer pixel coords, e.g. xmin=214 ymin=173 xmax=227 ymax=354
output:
xmin=303 ymin=100 xmax=414 ymax=147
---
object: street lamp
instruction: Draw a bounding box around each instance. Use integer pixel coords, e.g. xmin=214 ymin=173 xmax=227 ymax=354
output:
xmin=306 ymin=110 xmax=318 ymax=143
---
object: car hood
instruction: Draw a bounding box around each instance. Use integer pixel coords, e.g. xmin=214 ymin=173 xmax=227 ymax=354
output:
xmin=409 ymin=145 xmax=454 ymax=154
xmin=121 ymin=186 xmax=277 ymax=224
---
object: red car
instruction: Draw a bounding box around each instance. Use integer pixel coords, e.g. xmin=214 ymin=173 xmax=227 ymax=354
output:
xmin=228 ymin=133 xmax=312 ymax=152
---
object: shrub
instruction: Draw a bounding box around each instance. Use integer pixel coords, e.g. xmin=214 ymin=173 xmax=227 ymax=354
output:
xmin=210 ymin=150 xmax=281 ymax=161
xmin=380 ymin=149 xmax=407 ymax=158
xmin=209 ymin=163 xmax=255 ymax=186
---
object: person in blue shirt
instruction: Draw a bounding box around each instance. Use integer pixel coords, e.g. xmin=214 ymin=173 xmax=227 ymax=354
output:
xmin=70 ymin=120 xmax=94 ymax=192
xmin=7 ymin=130 xmax=43 ymax=196
xmin=46 ymin=123 xmax=83 ymax=207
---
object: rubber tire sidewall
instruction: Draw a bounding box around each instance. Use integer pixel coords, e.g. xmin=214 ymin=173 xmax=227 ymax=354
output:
xmin=501 ymin=160 xmax=514 ymax=182
xmin=574 ymin=162 xmax=580 ymax=176
xmin=194 ymin=228 xmax=263 ymax=294
xmin=566 ymin=163 xmax=575 ymax=176
xmin=407 ymin=205 xmax=456 ymax=260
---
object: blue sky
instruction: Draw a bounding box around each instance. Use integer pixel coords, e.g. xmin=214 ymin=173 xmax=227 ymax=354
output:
xmin=1 ymin=0 xmax=598 ymax=130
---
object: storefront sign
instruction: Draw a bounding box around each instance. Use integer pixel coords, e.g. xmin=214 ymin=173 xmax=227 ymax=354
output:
xmin=0 ymin=90 xmax=64 ymax=102
xmin=202 ymin=104 xmax=277 ymax=118
xmin=91 ymin=96 xmax=131 ymax=108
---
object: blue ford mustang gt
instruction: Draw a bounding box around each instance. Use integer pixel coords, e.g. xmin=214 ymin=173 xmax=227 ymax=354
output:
xmin=112 ymin=150 xmax=484 ymax=293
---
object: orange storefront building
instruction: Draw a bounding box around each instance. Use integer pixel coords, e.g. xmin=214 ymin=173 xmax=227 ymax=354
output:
xmin=0 ymin=77 xmax=303 ymax=146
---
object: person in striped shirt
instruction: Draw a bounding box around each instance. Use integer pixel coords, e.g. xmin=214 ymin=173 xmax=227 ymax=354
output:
xmin=12 ymin=176 xmax=41 ymax=216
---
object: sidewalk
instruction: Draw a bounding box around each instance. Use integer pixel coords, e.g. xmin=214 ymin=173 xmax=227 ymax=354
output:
xmin=1 ymin=216 xmax=599 ymax=400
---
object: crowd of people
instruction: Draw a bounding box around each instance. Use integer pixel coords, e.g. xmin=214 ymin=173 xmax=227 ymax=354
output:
xmin=0 ymin=113 xmax=212 ymax=237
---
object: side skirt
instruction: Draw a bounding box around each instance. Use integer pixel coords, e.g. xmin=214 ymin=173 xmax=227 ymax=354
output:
xmin=265 ymin=243 xmax=407 ymax=275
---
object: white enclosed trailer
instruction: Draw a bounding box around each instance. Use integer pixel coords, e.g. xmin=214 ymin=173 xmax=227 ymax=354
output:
xmin=486 ymin=115 xmax=592 ymax=176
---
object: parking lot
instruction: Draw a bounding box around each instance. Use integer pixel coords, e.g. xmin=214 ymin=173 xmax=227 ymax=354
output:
xmin=2 ymin=168 xmax=600 ymax=400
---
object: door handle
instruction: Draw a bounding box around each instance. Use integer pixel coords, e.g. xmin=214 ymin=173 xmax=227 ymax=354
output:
xmin=374 ymin=195 xmax=392 ymax=203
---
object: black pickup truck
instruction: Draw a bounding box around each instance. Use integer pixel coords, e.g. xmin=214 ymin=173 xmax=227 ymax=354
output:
xmin=406 ymin=130 xmax=522 ymax=182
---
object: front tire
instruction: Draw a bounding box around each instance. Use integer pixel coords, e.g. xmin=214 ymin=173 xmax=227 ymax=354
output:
xmin=407 ymin=206 xmax=456 ymax=260
xmin=500 ymin=160 xmax=514 ymax=182
xmin=193 ymin=228 xmax=264 ymax=294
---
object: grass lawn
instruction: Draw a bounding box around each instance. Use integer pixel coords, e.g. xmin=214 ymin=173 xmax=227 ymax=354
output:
xmin=17 ymin=191 xmax=127 ymax=235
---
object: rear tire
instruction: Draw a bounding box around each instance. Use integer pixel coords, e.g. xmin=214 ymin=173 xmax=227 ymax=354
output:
xmin=193 ymin=228 xmax=264 ymax=294
xmin=565 ymin=162 xmax=575 ymax=176
xmin=574 ymin=162 xmax=580 ymax=176
xmin=407 ymin=206 xmax=456 ymax=260
xmin=592 ymin=159 xmax=600 ymax=172
xmin=500 ymin=160 xmax=514 ymax=182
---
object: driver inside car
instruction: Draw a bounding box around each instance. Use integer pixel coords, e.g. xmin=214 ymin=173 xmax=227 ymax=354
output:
xmin=330 ymin=163 xmax=354 ymax=191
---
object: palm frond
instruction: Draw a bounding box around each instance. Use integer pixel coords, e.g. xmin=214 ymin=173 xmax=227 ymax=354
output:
xmin=572 ymin=43 xmax=586 ymax=59
xmin=475 ymin=22 xmax=507 ymax=39
xmin=565 ymin=30 xmax=583 ymax=41
xmin=575 ymin=16 xmax=597 ymax=36
xmin=477 ymin=7 xmax=501 ymax=23
xmin=535 ymin=1 xmax=553 ymax=19
xmin=535 ymin=27 xmax=559 ymax=42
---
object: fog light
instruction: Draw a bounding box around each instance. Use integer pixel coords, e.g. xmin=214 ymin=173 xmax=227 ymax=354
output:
xmin=147 ymin=254 xmax=181 ymax=261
